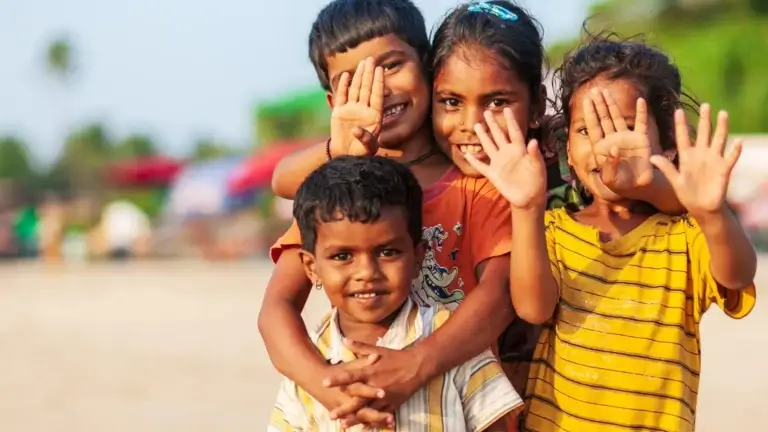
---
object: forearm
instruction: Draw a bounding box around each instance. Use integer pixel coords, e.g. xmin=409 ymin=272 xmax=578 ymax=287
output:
xmin=414 ymin=269 xmax=514 ymax=379
xmin=632 ymin=171 xmax=686 ymax=215
xmin=694 ymin=208 xmax=757 ymax=289
xmin=510 ymin=208 xmax=559 ymax=323
xmin=271 ymin=141 xmax=329 ymax=199
xmin=257 ymin=251 xmax=330 ymax=394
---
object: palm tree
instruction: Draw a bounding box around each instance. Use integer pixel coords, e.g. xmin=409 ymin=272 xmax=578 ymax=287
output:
xmin=45 ymin=36 xmax=79 ymax=192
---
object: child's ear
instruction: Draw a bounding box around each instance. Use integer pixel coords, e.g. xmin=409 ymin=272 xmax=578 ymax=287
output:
xmin=298 ymin=249 xmax=320 ymax=286
xmin=325 ymin=91 xmax=335 ymax=110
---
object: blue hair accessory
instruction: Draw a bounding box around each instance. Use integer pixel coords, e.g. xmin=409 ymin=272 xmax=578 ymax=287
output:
xmin=467 ymin=2 xmax=518 ymax=22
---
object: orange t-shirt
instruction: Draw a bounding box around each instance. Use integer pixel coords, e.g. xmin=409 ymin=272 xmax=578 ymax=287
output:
xmin=270 ymin=167 xmax=511 ymax=310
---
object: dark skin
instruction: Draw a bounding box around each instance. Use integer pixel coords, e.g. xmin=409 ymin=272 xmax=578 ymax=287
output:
xmin=260 ymin=34 xmax=514 ymax=428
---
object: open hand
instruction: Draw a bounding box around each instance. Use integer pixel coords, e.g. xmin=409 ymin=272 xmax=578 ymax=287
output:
xmin=650 ymin=104 xmax=742 ymax=216
xmin=329 ymin=57 xmax=383 ymax=157
xmin=585 ymin=88 xmax=654 ymax=194
xmin=462 ymin=108 xmax=547 ymax=210
xmin=323 ymin=339 xmax=426 ymax=422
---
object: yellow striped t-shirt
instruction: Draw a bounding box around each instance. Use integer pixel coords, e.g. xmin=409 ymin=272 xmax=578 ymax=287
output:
xmin=524 ymin=209 xmax=756 ymax=432
xmin=270 ymin=298 xmax=523 ymax=432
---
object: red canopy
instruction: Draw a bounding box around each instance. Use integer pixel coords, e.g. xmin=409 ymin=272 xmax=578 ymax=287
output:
xmin=105 ymin=156 xmax=186 ymax=186
xmin=227 ymin=139 xmax=316 ymax=194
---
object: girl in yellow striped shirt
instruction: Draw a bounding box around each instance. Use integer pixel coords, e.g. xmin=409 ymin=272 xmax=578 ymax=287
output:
xmin=464 ymin=34 xmax=757 ymax=432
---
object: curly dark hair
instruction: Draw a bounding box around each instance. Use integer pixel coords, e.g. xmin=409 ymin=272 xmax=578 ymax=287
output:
xmin=553 ymin=30 xmax=699 ymax=152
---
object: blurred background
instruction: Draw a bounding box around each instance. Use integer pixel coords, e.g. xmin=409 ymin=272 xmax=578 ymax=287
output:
xmin=1 ymin=0 xmax=767 ymax=431
xmin=0 ymin=0 xmax=767 ymax=261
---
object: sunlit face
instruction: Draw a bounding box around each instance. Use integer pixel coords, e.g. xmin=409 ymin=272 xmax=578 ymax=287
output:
xmin=300 ymin=207 xmax=421 ymax=328
xmin=432 ymin=46 xmax=543 ymax=177
xmin=567 ymin=77 xmax=665 ymax=202
xmin=325 ymin=34 xmax=430 ymax=149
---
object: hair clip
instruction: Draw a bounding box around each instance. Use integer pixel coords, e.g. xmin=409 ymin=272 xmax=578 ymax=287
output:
xmin=467 ymin=2 xmax=518 ymax=22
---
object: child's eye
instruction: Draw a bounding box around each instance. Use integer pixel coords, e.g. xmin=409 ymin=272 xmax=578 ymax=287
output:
xmin=379 ymin=249 xmax=401 ymax=258
xmin=382 ymin=61 xmax=402 ymax=72
xmin=331 ymin=252 xmax=352 ymax=261
xmin=487 ymin=99 xmax=508 ymax=109
xmin=576 ymin=127 xmax=588 ymax=136
xmin=440 ymin=98 xmax=460 ymax=109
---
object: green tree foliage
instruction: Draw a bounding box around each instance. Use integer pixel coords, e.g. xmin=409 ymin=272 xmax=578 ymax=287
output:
xmin=190 ymin=138 xmax=236 ymax=161
xmin=113 ymin=134 xmax=158 ymax=160
xmin=0 ymin=137 xmax=35 ymax=182
xmin=548 ymin=0 xmax=768 ymax=133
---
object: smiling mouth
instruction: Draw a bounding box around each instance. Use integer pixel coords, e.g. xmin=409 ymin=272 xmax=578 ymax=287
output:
xmin=349 ymin=290 xmax=388 ymax=299
xmin=457 ymin=144 xmax=484 ymax=155
xmin=382 ymin=103 xmax=407 ymax=125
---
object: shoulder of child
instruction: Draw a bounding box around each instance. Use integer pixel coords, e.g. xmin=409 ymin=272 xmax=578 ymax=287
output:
xmin=269 ymin=220 xmax=302 ymax=263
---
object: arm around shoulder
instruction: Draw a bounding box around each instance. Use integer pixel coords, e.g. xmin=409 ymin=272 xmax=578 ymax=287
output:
xmin=271 ymin=140 xmax=330 ymax=199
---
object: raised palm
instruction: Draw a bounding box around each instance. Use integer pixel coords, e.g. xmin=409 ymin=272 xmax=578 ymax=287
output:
xmin=585 ymin=89 xmax=654 ymax=193
xmin=329 ymin=57 xmax=383 ymax=157
xmin=650 ymin=104 xmax=742 ymax=215
xmin=463 ymin=108 xmax=547 ymax=210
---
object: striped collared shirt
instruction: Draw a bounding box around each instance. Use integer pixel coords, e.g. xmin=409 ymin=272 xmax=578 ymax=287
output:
xmin=269 ymin=298 xmax=523 ymax=431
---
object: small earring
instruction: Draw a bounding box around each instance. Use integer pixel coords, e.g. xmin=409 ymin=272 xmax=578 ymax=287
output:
xmin=532 ymin=120 xmax=540 ymax=128
xmin=460 ymin=120 xmax=465 ymax=126
xmin=314 ymin=281 xmax=323 ymax=290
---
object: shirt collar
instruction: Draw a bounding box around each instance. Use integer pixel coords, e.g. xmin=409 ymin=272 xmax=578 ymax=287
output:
xmin=323 ymin=298 xmax=423 ymax=364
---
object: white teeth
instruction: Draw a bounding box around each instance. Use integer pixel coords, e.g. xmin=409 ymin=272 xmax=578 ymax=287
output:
xmin=353 ymin=293 xmax=378 ymax=299
xmin=384 ymin=104 xmax=404 ymax=117
xmin=459 ymin=144 xmax=483 ymax=154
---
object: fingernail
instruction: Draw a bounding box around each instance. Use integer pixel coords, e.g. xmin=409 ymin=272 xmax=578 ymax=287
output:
xmin=377 ymin=389 xmax=385 ymax=398
xmin=322 ymin=379 xmax=331 ymax=387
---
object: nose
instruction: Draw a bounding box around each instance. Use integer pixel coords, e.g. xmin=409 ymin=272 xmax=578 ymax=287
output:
xmin=459 ymin=105 xmax=484 ymax=135
xmin=383 ymin=83 xmax=392 ymax=98
xmin=353 ymin=254 xmax=383 ymax=282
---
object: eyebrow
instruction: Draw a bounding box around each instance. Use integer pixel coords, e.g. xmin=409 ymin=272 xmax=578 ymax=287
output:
xmin=434 ymin=89 xmax=520 ymax=98
xmin=330 ymin=49 xmax=407 ymax=89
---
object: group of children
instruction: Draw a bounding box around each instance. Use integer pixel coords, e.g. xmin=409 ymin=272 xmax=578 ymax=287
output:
xmin=258 ymin=1 xmax=758 ymax=431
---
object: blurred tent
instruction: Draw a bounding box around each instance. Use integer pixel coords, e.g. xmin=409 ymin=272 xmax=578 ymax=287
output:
xmin=227 ymin=139 xmax=315 ymax=194
xmin=104 ymin=156 xmax=185 ymax=187
xmin=164 ymin=156 xmax=256 ymax=219
xmin=255 ymin=88 xmax=329 ymax=145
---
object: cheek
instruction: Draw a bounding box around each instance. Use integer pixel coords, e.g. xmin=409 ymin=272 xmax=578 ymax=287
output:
xmin=431 ymin=108 xmax=454 ymax=149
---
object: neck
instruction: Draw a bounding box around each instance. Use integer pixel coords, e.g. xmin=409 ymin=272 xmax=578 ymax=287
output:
xmin=337 ymin=306 xmax=403 ymax=347
xmin=583 ymin=197 xmax=657 ymax=219
xmin=377 ymin=126 xmax=435 ymax=163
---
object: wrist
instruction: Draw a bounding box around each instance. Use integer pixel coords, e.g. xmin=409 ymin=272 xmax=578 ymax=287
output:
xmin=690 ymin=206 xmax=730 ymax=228
xmin=511 ymin=202 xmax=546 ymax=219
xmin=409 ymin=341 xmax=436 ymax=383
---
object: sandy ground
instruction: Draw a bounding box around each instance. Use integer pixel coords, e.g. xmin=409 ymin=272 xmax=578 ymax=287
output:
xmin=0 ymin=258 xmax=765 ymax=432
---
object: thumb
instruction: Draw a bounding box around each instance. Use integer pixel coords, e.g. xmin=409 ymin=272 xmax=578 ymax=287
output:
xmin=352 ymin=127 xmax=379 ymax=154
xmin=649 ymin=154 xmax=679 ymax=183
xmin=344 ymin=337 xmax=381 ymax=356
xmin=463 ymin=151 xmax=493 ymax=178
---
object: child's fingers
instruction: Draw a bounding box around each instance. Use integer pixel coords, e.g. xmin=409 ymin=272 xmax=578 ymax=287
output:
xmin=591 ymin=88 xmax=616 ymax=135
xmin=463 ymin=150 xmax=492 ymax=177
xmin=583 ymin=97 xmax=604 ymax=143
xmin=334 ymin=72 xmax=351 ymax=106
xmin=484 ymin=110 xmax=509 ymax=148
xmin=673 ymin=109 xmax=692 ymax=152
xmin=650 ymin=154 xmax=680 ymax=184
xmin=710 ymin=110 xmax=729 ymax=156
xmin=634 ymin=98 xmax=648 ymax=135
xmin=353 ymin=408 xmax=394 ymax=429
xmin=502 ymin=107 xmax=525 ymax=146
xmin=695 ymin=103 xmax=712 ymax=148
xmin=474 ymin=123 xmax=500 ymax=157
xmin=347 ymin=60 xmax=366 ymax=103
xmin=600 ymin=147 xmax=621 ymax=186
xmin=352 ymin=128 xmax=379 ymax=155
xmin=725 ymin=139 xmax=743 ymax=174
xmin=369 ymin=66 xmax=385 ymax=112
xmin=602 ymin=89 xmax=627 ymax=131
xmin=330 ymin=397 xmax=367 ymax=421
xmin=343 ymin=382 xmax=386 ymax=400
xmin=358 ymin=57 xmax=376 ymax=106
xmin=526 ymin=139 xmax=545 ymax=167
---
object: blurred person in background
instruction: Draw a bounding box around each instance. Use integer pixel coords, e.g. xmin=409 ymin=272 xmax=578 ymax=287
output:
xmin=13 ymin=203 xmax=39 ymax=259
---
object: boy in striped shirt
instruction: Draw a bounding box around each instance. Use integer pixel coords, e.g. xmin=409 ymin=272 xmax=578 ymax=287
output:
xmin=269 ymin=156 xmax=523 ymax=432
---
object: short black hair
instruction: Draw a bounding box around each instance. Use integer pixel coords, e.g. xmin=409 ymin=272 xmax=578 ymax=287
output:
xmin=308 ymin=0 xmax=431 ymax=91
xmin=294 ymin=156 xmax=423 ymax=252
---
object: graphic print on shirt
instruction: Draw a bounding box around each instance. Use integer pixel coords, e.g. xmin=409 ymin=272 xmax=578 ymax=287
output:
xmin=411 ymin=224 xmax=465 ymax=309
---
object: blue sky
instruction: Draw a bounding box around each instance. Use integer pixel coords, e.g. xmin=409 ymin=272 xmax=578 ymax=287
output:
xmin=0 ymin=0 xmax=594 ymax=165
